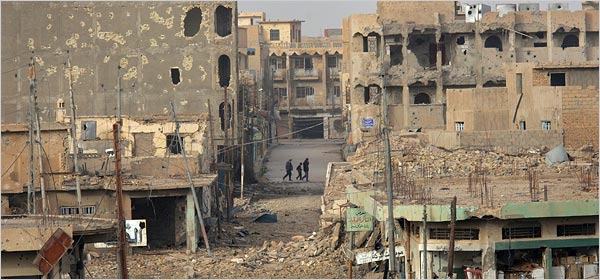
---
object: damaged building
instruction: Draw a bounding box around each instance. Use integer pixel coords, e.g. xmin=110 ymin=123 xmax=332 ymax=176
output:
xmin=238 ymin=13 xmax=344 ymax=140
xmin=342 ymin=1 xmax=599 ymax=154
xmin=1 ymin=1 xmax=239 ymax=269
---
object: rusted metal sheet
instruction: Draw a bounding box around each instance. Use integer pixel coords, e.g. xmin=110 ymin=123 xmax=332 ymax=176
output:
xmin=32 ymin=228 xmax=73 ymax=276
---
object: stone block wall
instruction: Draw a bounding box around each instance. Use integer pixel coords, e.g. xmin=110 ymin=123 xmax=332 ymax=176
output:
xmin=428 ymin=130 xmax=563 ymax=154
xmin=561 ymin=88 xmax=599 ymax=150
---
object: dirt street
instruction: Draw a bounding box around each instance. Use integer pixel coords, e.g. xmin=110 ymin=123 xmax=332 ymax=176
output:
xmin=86 ymin=140 xmax=347 ymax=278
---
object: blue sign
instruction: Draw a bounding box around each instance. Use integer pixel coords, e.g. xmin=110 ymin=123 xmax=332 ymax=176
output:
xmin=361 ymin=118 xmax=375 ymax=129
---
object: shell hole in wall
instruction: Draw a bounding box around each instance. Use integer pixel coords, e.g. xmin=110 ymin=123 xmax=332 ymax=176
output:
xmin=561 ymin=34 xmax=579 ymax=48
xmin=218 ymin=55 xmax=231 ymax=87
xmin=456 ymin=36 xmax=465 ymax=45
xmin=183 ymin=7 xmax=202 ymax=37
xmin=463 ymin=50 xmax=468 ymax=55
xmin=170 ymin=68 xmax=181 ymax=85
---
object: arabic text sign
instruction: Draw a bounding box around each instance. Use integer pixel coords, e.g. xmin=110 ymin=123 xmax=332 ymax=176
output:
xmin=355 ymin=246 xmax=405 ymax=264
xmin=360 ymin=118 xmax=375 ymax=129
xmin=346 ymin=207 xmax=373 ymax=232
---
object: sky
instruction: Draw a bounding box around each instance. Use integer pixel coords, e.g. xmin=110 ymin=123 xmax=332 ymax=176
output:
xmin=238 ymin=1 xmax=583 ymax=37
xmin=238 ymin=1 xmax=377 ymax=37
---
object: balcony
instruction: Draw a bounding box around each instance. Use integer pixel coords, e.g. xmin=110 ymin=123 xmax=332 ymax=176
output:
xmin=328 ymin=67 xmax=340 ymax=79
xmin=293 ymin=68 xmax=320 ymax=80
xmin=272 ymin=69 xmax=286 ymax=81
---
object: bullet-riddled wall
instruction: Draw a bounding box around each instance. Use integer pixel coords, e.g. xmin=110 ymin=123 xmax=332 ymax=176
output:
xmin=1 ymin=1 xmax=238 ymax=143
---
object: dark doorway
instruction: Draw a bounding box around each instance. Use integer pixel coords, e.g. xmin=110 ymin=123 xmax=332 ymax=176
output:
xmin=484 ymin=35 xmax=503 ymax=51
xmin=293 ymin=118 xmax=324 ymax=139
xmin=414 ymin=93 xmax=431 ymax=104
xmin=131 ymin=196 xmax=186 ymax=248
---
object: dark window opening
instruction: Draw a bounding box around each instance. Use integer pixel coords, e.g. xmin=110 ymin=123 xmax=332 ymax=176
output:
xmin=414 ymin=93 xmax=431 ymax=104
xmin=390 ymin=45 xmax=403 ymax=66
xmin=533 ymin=42 xmax=547 ymax=48
xmin=270 ymin=29 xmax=280 ymax=41
xmin=483 ymin=80 xmax=506 ymax=87
xmin=296 ymin=87 xmax=314 ymax=98
xmin=270 ymin=56 xmax=286 ymax=69
xmin=456 ymin=36 xmax=465 ymax=45
xmin=430 ymin=228 xmax=479 ymax=240
xmin=363 ymin=32 xmax=380 ymax=54
xmin=407 ymin=34 xmax=436 ymax=67
xmin=519 ymin=120 xmax=526 ymax=130
xmin=171 ymin=68 xmax=181 ymax=85
xmin=326 ymin=56 xmax=338 ymax=68
xmin=215 ymin=6 xmax=232 ymax=37
xmin=363 ymin=87 xmax=370 ymax=104
xmin=502 ymin=225 xmax=541 ymax=239
xmin=166 ymin=135 xmax=183 ymax=154
xmin=561 ymin=34 xmax=579 ymax=48
xmin=292 ymin=57 xmax=313 ymax=70
xmin=218 ymin=55 xmax=230 ymax=87
xmin=333 ymin=119 xmax=344 ymax=132
xmin=535 ymin=32 xmax=545 ymax=39
xmin=484 ymin=35 xmax=503 ymax=51
xmin=183 ymin=7 xmax=202 ymax=37
xmin=218 ymin=102 xmax=232 ymax=131
xmin=557 ymin=223 xmax=596 ymax=236
xmin=247 ymin=48 xmax=256 ymax=55
xmin=550 ymin=73 xmax=566 ymax=86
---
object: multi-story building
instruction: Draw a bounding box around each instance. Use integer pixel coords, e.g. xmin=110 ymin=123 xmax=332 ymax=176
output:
xmin=342 ymin=1 xmax=599 ymax=153
xmin=1 ymin=2 xmax=239 ymax=266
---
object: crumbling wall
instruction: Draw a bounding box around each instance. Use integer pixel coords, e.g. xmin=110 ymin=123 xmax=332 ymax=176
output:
xmin=408 ymin=104 xmax=445 ymax=130
xmin=46 ymin=190 xmax=115 ymax=218
xmin=377 ymin=1 xmax=456 ymax=25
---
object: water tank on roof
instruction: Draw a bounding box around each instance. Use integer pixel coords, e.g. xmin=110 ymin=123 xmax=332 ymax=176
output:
xmin=518 ymin=3 xmax=540 ymax=11
xmin=463 ymin=4 xmax=491 ymax=23
xmin=548 ymin=3 xmax=569 ymax=10
xmin=496 ymin=4 xmax=517 ymax=17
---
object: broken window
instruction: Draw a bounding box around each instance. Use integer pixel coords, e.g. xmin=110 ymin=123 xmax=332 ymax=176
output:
xmin=247 ymin=48 xmax=256 ymax=55
xmin=407 ymin=34 xmax=436 ymax=67
xmin=483 ymin=80 xmax=506 ymax=87
xmin=166 ymin=135 xmax=183 ymax=154
xmin=270 ymin=56 xmax=286 ymax=69
xmin=363 ymin=87 xmax=370 ymax=104
xmin=557 ymin=223 xmax=596 ymax=236
xmin=541 ymin=120 xmax=551 ymax=130
xmin=274 ymin=87 xmax=287 ymax=99
xmin=81 ymin=121 xmax=97 ymax=140
xmin=550 ymin=73 xmax=566 ymax=86
xmin=390 ymin=45 xmax=403 ymax=66
xmin=414 ymin=93 xmax=431 ymax=104
xmin=484 ymin=35 xmax=503 ymax=51
xmin=218 ymin=55 xmax=230 ymax=87
xmin=296 ymin=87 xmax=314 ymax=98
xmin=456 ymin=36 xmax=465 ymax=45
xmin=270 ymin=29 xmax=280 ymax=41
xmin=561 ymin=34 xmax=579 ymax=48
xmin=171 ymin=68 xmax=181 ymax=85
xmin=533 ymin=42 xmax=547 ymax=48
xmin=430 ymin=228 xmax=479 ymax=240
xmin=215 ymin=5 xmax=232 ymax=37
xmin=455 ymin=121 xmax=464 ymax=131
xmin=326 ymin=56 xmax=338 ymax=68
xmin=218 ymin=102 xmax=232 ymax=131
xmin=362 ymin=33 xmax=380 ymax=55
xmin=502 ymin=224 xmax=541 ymax=239
xmin=292 ymin=57 xmax=313 ymax=70
xmin=183 ymin=7 xmax=202 ymax=37
xmin=519 ymin=120 xmax=526 ymax=130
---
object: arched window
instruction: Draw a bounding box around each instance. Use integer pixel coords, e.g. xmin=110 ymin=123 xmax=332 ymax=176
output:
xmin=484 ymin=35 xmax=503 ymax=51
xmin=183 ymin=7 xmax=202 ymax=37
xmin=414 ymin=93 xmax=431 ymax=104
xmin=561 ymin=34 xmax=579 ymax=48
xmin=218 ymin=55 xmax=230 ymax=87
xmin=215 ymin=6 xmax=232 ymax=37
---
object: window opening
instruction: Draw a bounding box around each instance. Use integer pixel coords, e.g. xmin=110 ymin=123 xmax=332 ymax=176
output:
xmin=270 ymin=29 xmax=280 ymax=41
xmin=270 ymin=56 xmax=286 ymax=69
xmin=557 ymin=223 xmax=596 ymax=236
xmin=502 ymin=225 xmax=542 ymax=239
xmin=484 ymin=35 xmax=503 ymax=51
xmin=390 ymin=45 xmax=403 ymax=66
xmin=561 ymin=34 xmax=579 ymax=48
xmin=218 ymin=55 xmax=230 ymax=87
xmin=550 ymin=73 xmax=565 ymax=86
xmin=219 ymin=102 xmax=232 ymax=131
xmin=456 ymin=36 xmax=465 ymax=45
xmin=327 ymin=56 xmax=338 ymax=68
xmin=171 ymin=68 xmax=181 ymax=85
xmin=519 ymin=120 xmax=526 ymax=130
xmin=183 ymin=7 xmax=202 ymax=37
xmin=166 ymin=135 xmax=183 ymax=154
xmin=541 ymin=120 xmax=551 ymax=130
xmin=296 ymin=87 xmax=314 ymax=98
xmin=414 ymin=93 xmax=431 ymax=104
xmin=81 ymin=121 xmax=97 ymax=140
xmin=455 ymin=121 xmax=464 ymax=131
xmin=215 ymin=6 xmax=232 ymax=37
xmin=430 ymin=228 xmax=479 ymax=240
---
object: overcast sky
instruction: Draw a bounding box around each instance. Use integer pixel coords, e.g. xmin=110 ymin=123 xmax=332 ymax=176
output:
xmin=238 ymin=1 xmax=583 ymax=37
xmin=238 ymin=1 xmax=377 ymax=37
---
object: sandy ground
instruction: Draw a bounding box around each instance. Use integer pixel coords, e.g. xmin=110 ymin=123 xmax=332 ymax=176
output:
xmin=86 ymin=140 xmax=347 ymax=279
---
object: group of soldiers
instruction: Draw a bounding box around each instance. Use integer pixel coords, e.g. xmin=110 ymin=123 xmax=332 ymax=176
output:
xmin=283 ymin=158 xmax=309 ymax=181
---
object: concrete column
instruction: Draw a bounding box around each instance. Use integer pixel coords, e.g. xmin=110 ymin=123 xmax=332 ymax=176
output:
xmin=475 ymin=21 xmax=483 ymax=88
xmin=186 ymin=190 xmax=198 ymax=253
xmin=323 ymin=116 xmax=329 ymax=140
xmin=402 ymin=32 xmax=410 ymax=129
xmin=286 ymin=55 xmax=293 ymax=139
xmin=544 ymin=247 xmax=553 ymax=279
xmin=435 ymin=22 xmax=443 ymax=104
xmin=508 ymin=26 xmax=516 ymax=63
xmin=482 ymin=244 xmax=497 ymax=278
xmin=579 ymin=15 xmax=587 ymax=60
xmin=547 ymin=11 xmax=553 ymax=62
xmin=322 ymin=53 xmax=328 ymax=107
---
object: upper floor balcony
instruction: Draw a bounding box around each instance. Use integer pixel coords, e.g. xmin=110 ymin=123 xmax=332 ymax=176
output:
xmin=293 ymin=69 xmax=320 ymax=80
xmin=273 ymin=69 xmax=286 ymax=81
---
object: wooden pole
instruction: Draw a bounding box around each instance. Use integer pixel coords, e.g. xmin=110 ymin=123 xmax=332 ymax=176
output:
xmin=447 ymin=196 xmax=457 ymax=278
xmin=113 ymin=123 xmax=128 ymax=279
xmin=382 ymin=64 xmax=396 ymax=279
xmin=169 ymin=101 xmax=211 ymax=254
xmin=422 ymin=205 xmax=427 ymax=279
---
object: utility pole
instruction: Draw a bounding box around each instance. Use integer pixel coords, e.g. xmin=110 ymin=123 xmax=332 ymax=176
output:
xmin=170 ymin=101 xmax=211 ymax=254
xmin=207 ymin=99 xmax=216 ymax=172
xmin=422 ymin=205 xmax=428 ymax=279
xmin=27 ymin=57 xmax=36 ymax=214
xmin=34 ymin=95 xmax=47 ymax=217
xmin=381 ymin=69 xmax=396 ymax=278
xmin=112 ymin=123 xmax=128 ymax=279
xmin=447 ymin=196 xmax=457 ymax=278
xmin=241 ymin=86 xmax=245 ymax=199
xmin=223 ymin=87 xmax=233 ymax=220
xmin=67 ymin=57 xmax=83 ymax=216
